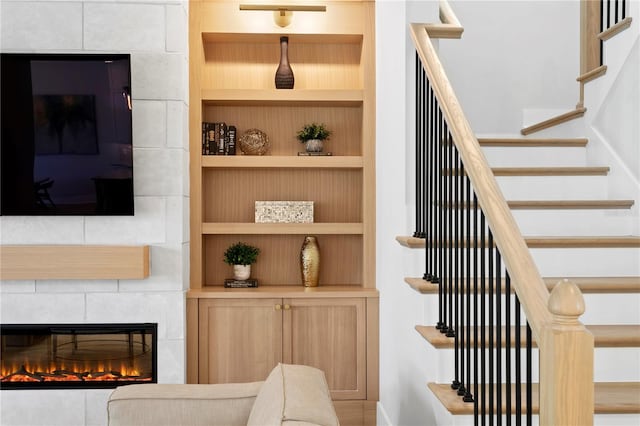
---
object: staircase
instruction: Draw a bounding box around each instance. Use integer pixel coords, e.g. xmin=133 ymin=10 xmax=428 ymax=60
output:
xmin=399 ymin=136 xmax=640 ymax=423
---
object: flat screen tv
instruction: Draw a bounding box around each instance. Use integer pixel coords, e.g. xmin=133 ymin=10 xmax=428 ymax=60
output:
xmin=1 ymin=53 xmax=134 ymax=215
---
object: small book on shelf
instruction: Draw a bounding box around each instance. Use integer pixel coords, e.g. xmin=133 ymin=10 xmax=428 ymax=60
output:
xmin=297 ymin=152 xmax=333 ymax=156
xmin=224 ymin=278 xmax=258 ymax=288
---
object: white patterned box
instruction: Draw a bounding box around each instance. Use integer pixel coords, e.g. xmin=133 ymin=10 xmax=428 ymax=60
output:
xmin=255 ymin=201 xmax=314 ymax=223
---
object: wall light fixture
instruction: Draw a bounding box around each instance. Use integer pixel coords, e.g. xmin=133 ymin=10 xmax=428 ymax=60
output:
xmin=239 ymin=4 xmax=326 ymax=27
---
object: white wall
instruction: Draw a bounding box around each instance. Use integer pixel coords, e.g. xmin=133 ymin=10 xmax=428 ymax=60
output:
xmin=438 ymin=1 xmax=580 ymax=135
xmin=0 ymin=1 xmax=189 ymax=425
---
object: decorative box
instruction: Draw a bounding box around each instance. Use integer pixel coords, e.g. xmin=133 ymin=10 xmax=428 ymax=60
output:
xmin=255 ymin=201 xmax=314 ymax=223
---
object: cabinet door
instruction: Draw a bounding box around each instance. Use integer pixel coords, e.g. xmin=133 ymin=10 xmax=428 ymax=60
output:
xmin=284 ymin=297 xmax=366 ymax=400
xmin=199 ymin=298 xmax=282 ymax=384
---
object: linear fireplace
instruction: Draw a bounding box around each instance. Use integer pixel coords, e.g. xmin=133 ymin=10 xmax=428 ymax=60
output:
xmin=1 ymin=323 xmax=157 ymax=389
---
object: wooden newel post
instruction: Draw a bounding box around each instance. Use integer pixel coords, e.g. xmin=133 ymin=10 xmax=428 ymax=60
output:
xmin=540 ymin=279 xmax=594 ymax=425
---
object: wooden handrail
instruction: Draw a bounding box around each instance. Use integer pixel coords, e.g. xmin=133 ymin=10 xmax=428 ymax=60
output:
xmin=410 ymin=3 xmax=594 ymax=421
xmin=410 ymin=23 xmax=551 ymax=342
xmin=425 ymin=0 xmax=464 ymax=39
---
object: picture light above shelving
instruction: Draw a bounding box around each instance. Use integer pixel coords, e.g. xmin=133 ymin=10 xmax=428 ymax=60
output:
xmin=239 ymin=4 xmax=327 ymax=27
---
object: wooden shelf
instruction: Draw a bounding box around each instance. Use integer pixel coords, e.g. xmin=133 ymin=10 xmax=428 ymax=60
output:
xmin=201 ymin=155 xmax=363 ymax=169
xmin=188 ymin=285 xmax=378 ymax=299
xmin=201 ymin=89 xmax=364 ymax=105
xmin=202 ymin=222 xmax=363 ymax=235
xmin=0 ymin=245 xmax=150 ymax=280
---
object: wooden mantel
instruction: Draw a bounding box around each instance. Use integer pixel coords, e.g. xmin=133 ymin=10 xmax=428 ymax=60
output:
xmin=0 ymin=245 xmax=150 ymax=280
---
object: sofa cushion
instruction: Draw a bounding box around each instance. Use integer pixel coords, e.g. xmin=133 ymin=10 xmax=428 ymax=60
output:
xmin=108 ymin=382 xmax=262 ymax=426
xmin=247 ymin=363 xmax=339 ymax=426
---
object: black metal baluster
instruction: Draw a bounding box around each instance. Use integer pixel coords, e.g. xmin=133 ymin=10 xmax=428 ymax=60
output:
xmin=438 ymin=108 xmax=446 ymax=333
xmin=600 ymin=0 xmax=605 ymax=66
xmin=463 ymin=193 xmax=474 ymax=403
xmin=451 ymin=152 xmax=460 ymax=391
xmin=424 ymin=82 xmax=432 ymax=283
xmin=607 ymin=0 xmax=611 ymax=28
xmin=414 ymin=54 xmax=423 ymax=238
xmin=488 ymin=230 xmax=494 ymax=423
xmin=623 ymin=0 xmax=626 ymax=19
xmin=526 ymin=322 xmax=532 ymax=426
xmin=431 ymin=91 xmax=440 ymax=286
xmin=447 ymin=133 xmax=455 ymax=338
xmin=496 ymin=251 xmax=502 ymax=425
xmin=506 ymin=272 xmax=512 ymax=425
xmin=615 ymin=0 xmax=619 ymax=24
xmin=457 ymin=171 xmax=467 ymax=398
xmin=473 ymin=195 xmax=484 ymax=426
xmin=515 ymin=298 xmax=522 ymax=426
xmin=480 ymin=212 xmax=486 ymax=425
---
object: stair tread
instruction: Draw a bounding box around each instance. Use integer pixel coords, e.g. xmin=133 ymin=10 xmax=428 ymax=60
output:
xmin=444 ymin=199 xmax=635 ymax=210
xmin=416 ymin=324 xmax=640 ymax=348
xmin=428 ymin=382 xmax=640 ymax=414
xmin=599 ymin=16 xmax=633 ymax=41
xmin=396 ymin=235 xmax=640 ymax=249
xmin=478 ymin=138 xmax=588 ymax=147
xmin=577 ymin=65 xmax=608 ymax=83
xmin=492 ymin=166 xmax=609 ymax=176
xmin=404 ymin=276 xmax=640 ymax=294
xmin=521 ymin=107 xmax=586 ymax=136
xmin=506 ymin=199 xmax=634 ymax=209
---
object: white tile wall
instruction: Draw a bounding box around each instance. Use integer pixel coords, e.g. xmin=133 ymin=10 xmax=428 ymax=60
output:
xmin=0 ymin=1 xmax=189 ymax=425
xmin=0 ymin=2 xmax=83 ymax=51
xmin=133 ymin=100 xmax=168 ymax=147
xmin=0 ymin=390 xmax=86 ymax=426
xmin=84 ymin=3 xmax=165 ymax=51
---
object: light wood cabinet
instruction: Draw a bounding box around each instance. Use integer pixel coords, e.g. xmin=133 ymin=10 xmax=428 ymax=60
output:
xmin=188 ymin=1 xmax=377 ymax=424
xmin=198 ymin=297 xmax=366 ymax=400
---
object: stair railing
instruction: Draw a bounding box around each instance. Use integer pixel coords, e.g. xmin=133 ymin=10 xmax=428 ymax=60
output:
xmin=410 ymin=17 xmax=595 ymax=425
xmin=581 ymin=0 xmax=630 ymax=73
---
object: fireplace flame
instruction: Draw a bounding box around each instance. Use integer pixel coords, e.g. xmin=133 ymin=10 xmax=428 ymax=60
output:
xmin=1 ymin=361 xmax=151 ymax=383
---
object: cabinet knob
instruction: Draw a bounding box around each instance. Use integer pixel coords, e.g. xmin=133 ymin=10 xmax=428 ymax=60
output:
xmin=284 ymin=304 xmax=291 ymax=310
xmin=275 ymin=304 xmax=282 ymax=311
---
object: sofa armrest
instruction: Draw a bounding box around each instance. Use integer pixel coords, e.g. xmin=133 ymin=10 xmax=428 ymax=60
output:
xmin=108 ymin=381 xmax=263 ymax=426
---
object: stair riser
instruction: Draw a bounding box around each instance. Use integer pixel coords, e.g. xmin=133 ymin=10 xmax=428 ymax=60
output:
xmin=512 ymin=210 xmax=636 ymax=236
xmin=433 ymin=347 xmax=640 ymax=386
xmin=482 ymin=146 xmax=587 ymax=167
xmin=581 ymin=293 xmax=640 ymax=325
xmin=496 ymin=176 xmax=608 ymax=200
xmin=531 ymin=247 xmax=640 ymax=277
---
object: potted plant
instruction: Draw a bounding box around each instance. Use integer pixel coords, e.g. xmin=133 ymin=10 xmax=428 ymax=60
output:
xmin=223 ymin=242 xmax=260 ymax=280
xmin=296 ymin=122 xmax=331 ymax=153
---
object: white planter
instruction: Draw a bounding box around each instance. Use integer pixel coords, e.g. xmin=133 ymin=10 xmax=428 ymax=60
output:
xmin=233 ymin=264 xmax=251 ymax=280
xmin=304 ymin=139 xmax=323 ymax=152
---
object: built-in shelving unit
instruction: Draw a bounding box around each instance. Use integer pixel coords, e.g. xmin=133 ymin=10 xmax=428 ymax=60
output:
xmin=188 ymin=1 xmax=376 ymax=423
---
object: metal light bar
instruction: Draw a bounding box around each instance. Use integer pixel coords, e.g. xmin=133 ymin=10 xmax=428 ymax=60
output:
xmin=239 ymin=5 xmax=326 ymax=12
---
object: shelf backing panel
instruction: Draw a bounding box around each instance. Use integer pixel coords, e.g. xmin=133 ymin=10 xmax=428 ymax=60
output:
xmin=202 ymin=39 xmax=363 ymax=90
xmin=203 ymin=168 xmax=362 ymax=223
xmin=203 ymin=234 xmax=363 ymax=287
xmin=202 ymin=104 xmax=362 ymax=156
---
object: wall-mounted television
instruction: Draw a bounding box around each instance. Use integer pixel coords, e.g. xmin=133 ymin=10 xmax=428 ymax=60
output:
xmin=1 ymin=53 xmax=134 ymax=215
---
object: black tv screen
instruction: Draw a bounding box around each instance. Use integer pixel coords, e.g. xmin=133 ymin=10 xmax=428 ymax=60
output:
xmin=1 ymin=53 xmax=134 ymax=215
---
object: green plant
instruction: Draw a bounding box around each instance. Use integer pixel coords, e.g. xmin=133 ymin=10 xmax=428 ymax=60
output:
xmin=296 ymin=123 xmax=331 ymax=142
xmin=223 ymin=242 xmax=260 ymax=265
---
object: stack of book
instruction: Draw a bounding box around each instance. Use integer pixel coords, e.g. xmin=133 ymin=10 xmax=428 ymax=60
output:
xmin=202 ymin=122 xmax=236 ymax=155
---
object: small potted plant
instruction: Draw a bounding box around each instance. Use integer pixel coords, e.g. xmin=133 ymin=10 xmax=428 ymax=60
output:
xmin=296 ymin=122 xmax=331 ymax=153
xmin=223 ymin=242 xmax=260 ymax=280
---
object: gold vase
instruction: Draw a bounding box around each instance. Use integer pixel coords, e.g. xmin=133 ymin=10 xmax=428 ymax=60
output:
xmin=300 ymin=236 xmax=320 ymax=287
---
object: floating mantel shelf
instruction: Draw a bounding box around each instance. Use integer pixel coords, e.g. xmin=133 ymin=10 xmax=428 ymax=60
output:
xmin=0 ymin=245 xmax=150 ymax=280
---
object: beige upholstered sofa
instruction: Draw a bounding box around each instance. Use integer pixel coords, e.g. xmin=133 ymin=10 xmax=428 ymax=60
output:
xmin=107 ymin=363 xmax=339 ymax=426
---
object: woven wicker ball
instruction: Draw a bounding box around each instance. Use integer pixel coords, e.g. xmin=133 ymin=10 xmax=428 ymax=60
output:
xmin=239 ymin=129 xmax=270 ymax=155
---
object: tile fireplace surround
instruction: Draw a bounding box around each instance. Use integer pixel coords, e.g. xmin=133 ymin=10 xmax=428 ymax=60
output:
xmin=0 ymin=0 xmax=189 ymax=424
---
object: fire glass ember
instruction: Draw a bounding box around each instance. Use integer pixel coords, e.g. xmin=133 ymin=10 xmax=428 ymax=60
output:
xmin=1 ymin=323 xmax=157 ymax=389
